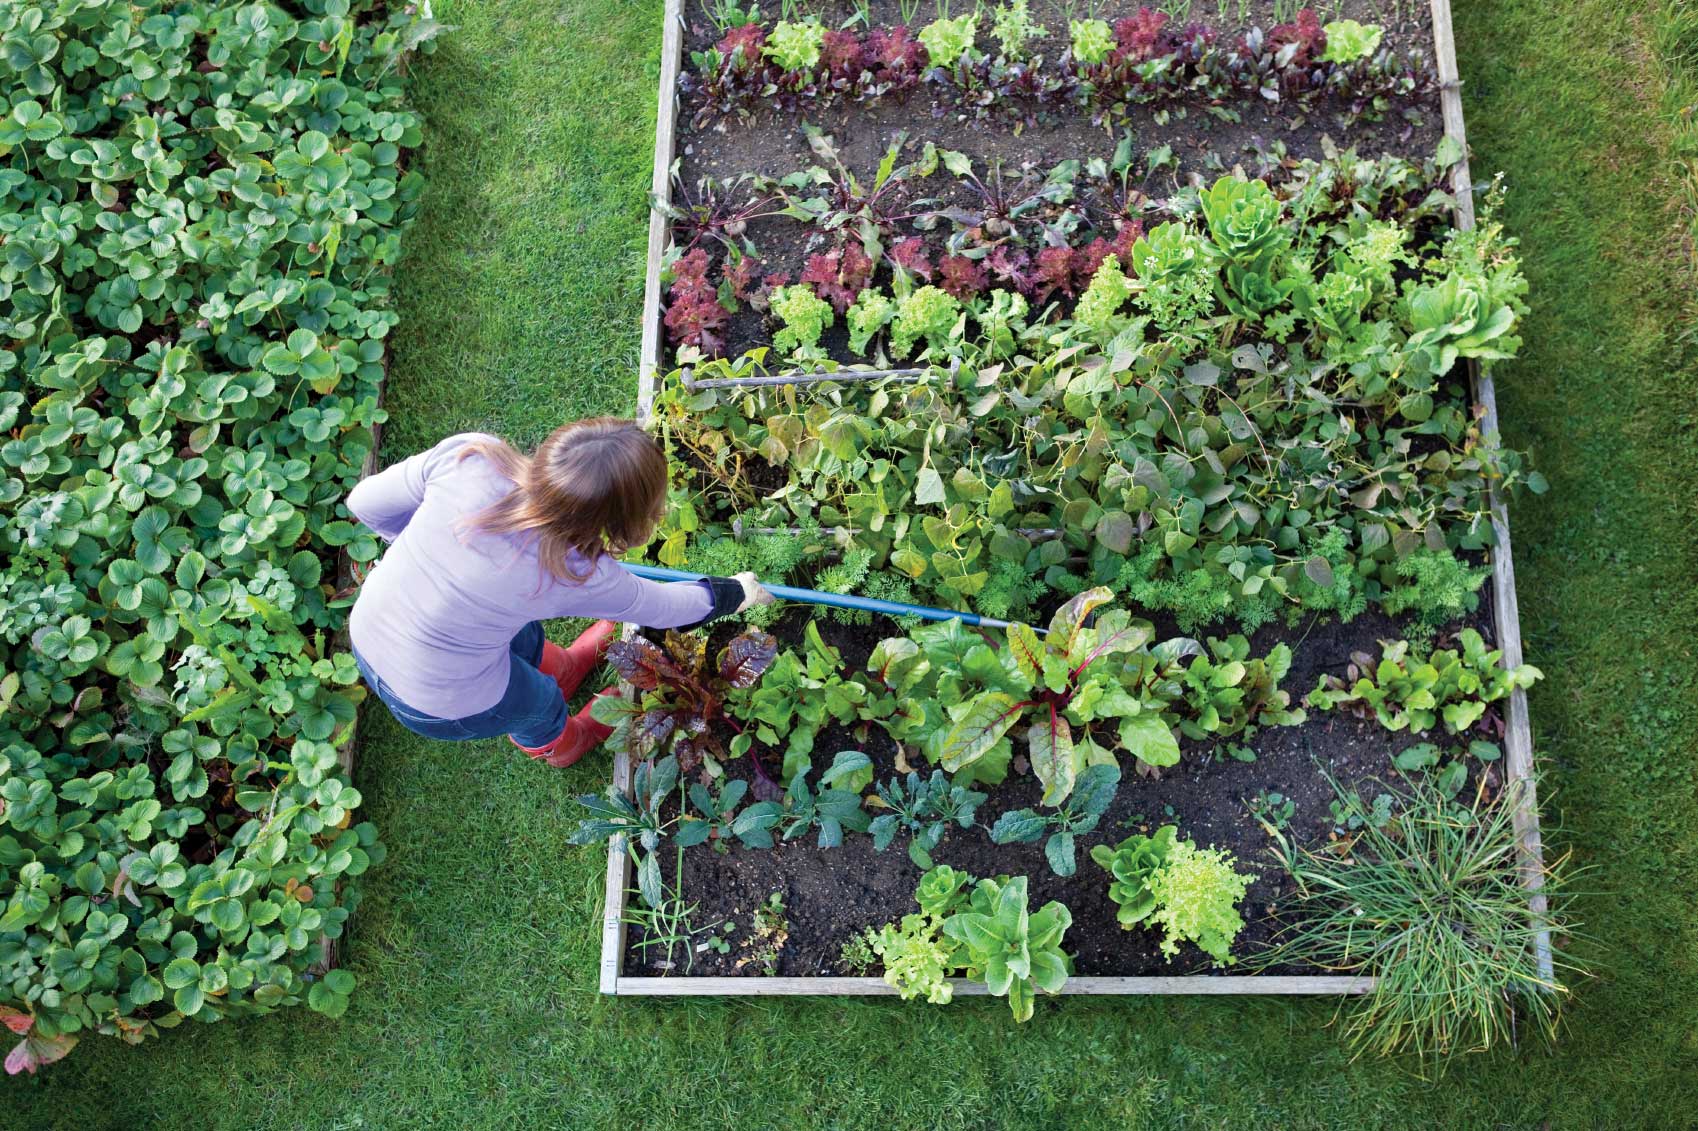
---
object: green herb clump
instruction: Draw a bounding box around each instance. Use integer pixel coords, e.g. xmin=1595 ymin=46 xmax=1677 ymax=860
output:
xmin=974 ymin=558 xmax=1046 ymax=623
xmin=1262 ymin=778 xmax=1577 ymax=1062
xmin=990 ymin=0 xmax=1048 ymax=59
xmin=683 ymin=531 xmax=814 ymax=627
xmin=1380 ymin=548 xmax=1491 ymax=638
xmin=0 ymin=0 xmax=439 ymax=1064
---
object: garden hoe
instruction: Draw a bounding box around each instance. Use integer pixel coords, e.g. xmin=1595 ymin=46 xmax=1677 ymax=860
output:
xmin=620 ymin=563 xmax=1038 ymax=631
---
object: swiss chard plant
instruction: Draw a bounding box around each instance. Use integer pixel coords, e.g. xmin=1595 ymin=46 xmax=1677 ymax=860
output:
xmin=595 ymin=629 xmax=779 ymax=774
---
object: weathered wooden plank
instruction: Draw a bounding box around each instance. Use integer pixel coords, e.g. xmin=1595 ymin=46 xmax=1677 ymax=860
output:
xmin=603 ymin=0 xmax=685 ymax=992
xmin=613 ymin=975 xmax=1373 ymax=996
xmin=1427 ymin=0 xmax=1554 ymax=984
xmin=635 ymin=0 xmax=685 ymax=424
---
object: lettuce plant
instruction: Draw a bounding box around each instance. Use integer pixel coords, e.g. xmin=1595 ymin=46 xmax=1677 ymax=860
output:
xmin=845 ymin=288 xmax=897 ymax=354
xmin=1147 ymin=840 xmax=1253 ymax=964
xmin=864 ymin=866 xmax=1072 ymax=1022
xmin=1319 ymin=20 xmax=1383 ymax=64
xmin=1092 ymin=823 xmax=1253 ymax=964
xmin=1071 ymin=253 xmax=1135 ymax=339
xmin=868 ymin=913 xmax=956 ymax=1004
xmin=765 ymin=18 xmax=826 ymax=70
xmin=1090 ymin=824 xmax=1178 ymax=928
xmin=939 ymin=874 xmax=1072 ymax=1022
xmin=1401 ymin=274 xmax=1522 ymax=380
xmin=1069 ymin=19 xmax=1115 ymax=66
xmin=769 ymin=285 xmax=836 ymax=357
xmin=918 ymin=14 xmax=978 ymax=69
xmin=889 ymin=284 xmax=963 ymax=358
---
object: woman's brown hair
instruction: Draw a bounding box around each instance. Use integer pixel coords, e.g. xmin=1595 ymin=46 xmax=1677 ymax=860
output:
xmin=456 ymin=419 xmax=667 ymax=582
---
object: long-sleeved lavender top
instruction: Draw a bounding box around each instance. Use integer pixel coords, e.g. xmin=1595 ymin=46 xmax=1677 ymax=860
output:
xmin=346 ymin=432 xmax=712 ymax=718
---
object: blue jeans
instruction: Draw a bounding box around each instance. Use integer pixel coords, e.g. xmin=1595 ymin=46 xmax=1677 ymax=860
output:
xmin=353 ymin=621 xmax=568 ymax=748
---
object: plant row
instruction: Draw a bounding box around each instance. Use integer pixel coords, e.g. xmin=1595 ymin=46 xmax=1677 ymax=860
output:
xmin=0 ymin=0 xmax=441 ymax=1071
xmin=685 ymin=5 xmax=1433 ymax=128
xmin=662 ymin=129 xmax=1462 ymax=361
xmin=576 ymin=587 xmax=1537 ymax=895
xmin=650 ymin=169 xmax=1536 ymax=639
xmin=575 ymin=601 xmax=1543 ymax=1022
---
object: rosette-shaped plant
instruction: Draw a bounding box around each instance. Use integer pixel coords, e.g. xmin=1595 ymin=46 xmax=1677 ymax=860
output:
xmin=1147 ymin=841 xmax=1252 ymax=964
xmin=1199 ymin=176 xmax=1285 ymax=268
xmin=1069 ymin=18 xmax=1115 ymax=66
xmin=1402 ymin=274 xmax=1522 ymax=380
xmin=765 ymin=18 xmax=826 ymax=71
xmin=918 ymin=13 xmax=978 ymax=68
xmin=941 ymin=875 xmax=1072 ymax=1022
xmin=1090 ymin=824 xmax=1178 ymax=927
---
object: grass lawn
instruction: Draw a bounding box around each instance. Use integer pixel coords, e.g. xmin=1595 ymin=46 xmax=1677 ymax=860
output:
xmin=9 ymin=1 xmax=1697 ymax=1127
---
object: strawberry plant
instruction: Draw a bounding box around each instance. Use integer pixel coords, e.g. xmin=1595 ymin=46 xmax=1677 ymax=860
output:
xmin=0 ymin=0 xmax=438 ymax=1065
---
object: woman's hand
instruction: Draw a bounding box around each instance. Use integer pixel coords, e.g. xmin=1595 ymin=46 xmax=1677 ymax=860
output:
xmin=732 ymin=571 xmax=775 ymax=612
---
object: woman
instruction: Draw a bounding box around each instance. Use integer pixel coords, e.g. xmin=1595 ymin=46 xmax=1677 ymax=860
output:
xmin=346 ymin=419 xmax=769 ymax=767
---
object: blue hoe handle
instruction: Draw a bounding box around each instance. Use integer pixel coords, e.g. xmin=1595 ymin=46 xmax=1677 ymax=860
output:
xmin=619 ymin=562 xmax=1027 ymax=632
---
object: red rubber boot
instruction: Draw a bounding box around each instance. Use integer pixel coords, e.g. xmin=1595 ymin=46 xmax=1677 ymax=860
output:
xmin=512 ymin=690 xmax=618 ymax=768
xmin=537 ymin=620 xmax=618 ymax=699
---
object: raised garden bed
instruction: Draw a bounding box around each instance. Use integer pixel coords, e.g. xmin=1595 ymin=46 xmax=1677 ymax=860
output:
xmin=590 ymin=0 xmax=1553 ymax=1029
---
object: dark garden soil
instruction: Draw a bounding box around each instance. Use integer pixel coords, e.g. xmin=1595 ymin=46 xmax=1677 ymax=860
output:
xmin=670 ymin=2 xmax=1444 ymax=365
xmin=625 ymin=593 xmax=1508 ymax=979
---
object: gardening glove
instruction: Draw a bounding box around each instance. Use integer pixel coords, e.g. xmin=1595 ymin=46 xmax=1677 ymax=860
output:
xmin=733 ymin=571 xmax=776 ymax=612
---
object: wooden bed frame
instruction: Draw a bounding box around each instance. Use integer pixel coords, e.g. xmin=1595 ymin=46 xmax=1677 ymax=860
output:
xmin=599 ymin=0 xmax=1552 ymax=997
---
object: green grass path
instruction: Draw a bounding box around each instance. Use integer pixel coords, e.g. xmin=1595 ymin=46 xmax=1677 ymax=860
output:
xmin=8 ymin=1 xmax=1696 ymax=1126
